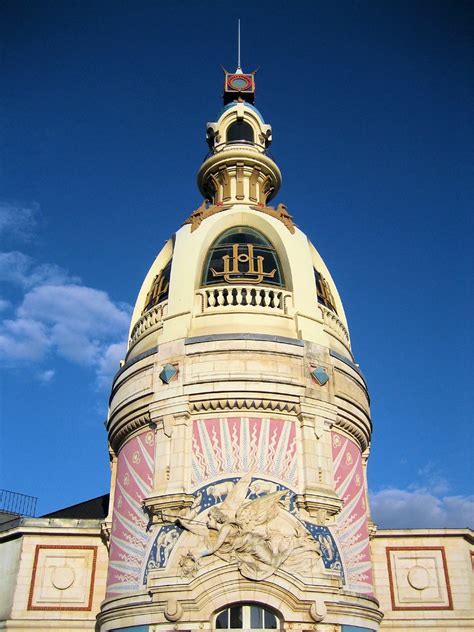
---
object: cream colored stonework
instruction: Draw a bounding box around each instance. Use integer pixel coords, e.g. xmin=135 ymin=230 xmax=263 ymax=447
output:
xmin=371 ymin=529 xmax=474 ymax=631
xmin=0 ymin=518 xmax=108 ymax=631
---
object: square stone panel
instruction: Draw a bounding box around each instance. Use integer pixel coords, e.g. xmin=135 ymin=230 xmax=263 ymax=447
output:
xmin=386 ymin=546 xmax=453 ymax=610
xmin=28 ymin=545 xmax=97 ymax=611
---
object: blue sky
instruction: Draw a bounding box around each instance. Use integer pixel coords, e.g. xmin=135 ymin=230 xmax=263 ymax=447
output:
xmin=1 ymin=1 xmax=472 ymax=527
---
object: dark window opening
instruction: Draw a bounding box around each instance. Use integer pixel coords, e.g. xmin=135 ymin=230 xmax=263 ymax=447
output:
xmin=203 ymin=227 xmax=284 ymax=287
xmin=142 ymin=259 xmax=172 ymax=314
xmin=227 ymin=120 xmax=254 ymax=144
xmin=314 ymin=268 xmax=337 ymax=314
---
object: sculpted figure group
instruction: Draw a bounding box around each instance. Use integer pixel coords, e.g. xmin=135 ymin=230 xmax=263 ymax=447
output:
xmin=173 ymin=473 xmax=322 ymax=580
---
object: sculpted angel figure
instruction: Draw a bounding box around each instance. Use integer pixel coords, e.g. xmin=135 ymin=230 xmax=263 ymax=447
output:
xmin=176 ymin=473 xmax=322 ymax=580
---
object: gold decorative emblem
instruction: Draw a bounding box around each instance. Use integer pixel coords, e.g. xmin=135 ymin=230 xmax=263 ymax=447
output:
xmin=142 ymin=269 xmax=169 ymax=314
xmin=211 ymin=243 xmax=276 ymax=284
xmin=316 ymin=270 xmax=337 ymax=314
xmin=184 ymin=200 xmax=295 ymax=233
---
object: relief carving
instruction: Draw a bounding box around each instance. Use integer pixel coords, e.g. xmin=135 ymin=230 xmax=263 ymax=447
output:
xmin=250 ymin=202 xmax=296 ymax=233
xmin=183 ymin=200 xmax=231 ymax=232
xmin=173 ymin=473 xmax=322 ymax=581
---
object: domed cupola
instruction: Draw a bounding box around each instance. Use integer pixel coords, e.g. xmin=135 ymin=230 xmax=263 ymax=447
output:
xmin=197 ymin=71 xmax=281 ymax=206
xmin=126 ymin=67 xmax=352 ymax=363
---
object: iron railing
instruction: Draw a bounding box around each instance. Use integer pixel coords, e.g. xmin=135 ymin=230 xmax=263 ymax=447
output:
xmin=0 ymin=489 xmax=37 ymax=517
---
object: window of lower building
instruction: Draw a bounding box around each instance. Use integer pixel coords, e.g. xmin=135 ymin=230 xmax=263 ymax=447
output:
xmin=215 ymin=604 xmax=279 ymax=630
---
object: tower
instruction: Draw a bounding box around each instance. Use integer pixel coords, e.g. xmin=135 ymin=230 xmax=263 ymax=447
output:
xmin=99 ymin=68 xmax=383 ymax=632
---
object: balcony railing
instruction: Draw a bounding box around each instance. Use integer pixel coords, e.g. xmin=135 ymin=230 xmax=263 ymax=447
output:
xmin=129 ymin=301 xmax=168 ymax=346
xmin=320 ymin=304 xmax=350 ymax=346
xmin=197 ymin=285 xmax=292 ymax=315
xmin=0 ymin=489 xmax=37 ymax=517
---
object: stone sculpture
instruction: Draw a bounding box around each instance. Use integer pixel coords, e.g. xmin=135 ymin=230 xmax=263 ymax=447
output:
xmin=175 ymin=473 xmax=322 ymax=581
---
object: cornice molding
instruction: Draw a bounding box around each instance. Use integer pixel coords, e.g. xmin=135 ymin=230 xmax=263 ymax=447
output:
xmin=109 ymin=412 xmax=151 ymax=452
xmin=190 ymin=397 xmax=299 ymax=415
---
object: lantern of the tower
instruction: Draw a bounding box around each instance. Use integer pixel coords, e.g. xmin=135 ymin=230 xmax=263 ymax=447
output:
xmin=99 ymin=68 xmax=383 ymax=632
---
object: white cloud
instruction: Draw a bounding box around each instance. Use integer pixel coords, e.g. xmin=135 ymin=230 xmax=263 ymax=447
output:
xmin=15 ymin=284 xmax=131 ymax=365
xmin=96 ymin=341 xmax=128 ymax=388
xmin=0 ymin=251 xmax=80 ymax=288
xmin=0 ymin=282 xmax=132 ymax=386
xmin=0 ymin=317 xmax=50 ymax=362
xmin=370 ymin=487 xmax=474 ymax=529
xmin=0 ymin=202 xmax=39 ymax=241
xmin=0 ymin=202 xmax=132 ymax=388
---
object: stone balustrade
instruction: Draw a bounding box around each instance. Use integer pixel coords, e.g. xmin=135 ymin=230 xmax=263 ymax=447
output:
xmin=320 ymin=304 xmax=350 ymax=346
xmin=129 ymin=301 xmax=168 ymax=345
xmin=197 ymin=285 xmax=292 ymax=315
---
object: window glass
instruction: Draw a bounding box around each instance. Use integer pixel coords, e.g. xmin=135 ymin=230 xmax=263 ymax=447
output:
xmin=215 ymin=605 xmax=279 ymax=630
xmin=229 ymin=606 xmax=242 ymax=629
xmin=314 ymin=268 xmax=337 ymax=314
xmin=227 ymin=121 xmax=254 ymax=143
xmin=203 ymin=228 xmax=284 ymax=288
xmin=142 ymin=259 xmax=172 ymax=314
xmin=250 ymin=606 xmax=263 ymax=629
xmin=263 ymin=612 xmax=277 ymax=629
xmin=216 ymin=611 xmax=228 ymax=629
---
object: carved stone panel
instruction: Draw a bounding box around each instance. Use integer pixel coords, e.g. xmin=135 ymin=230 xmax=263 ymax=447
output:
xmin=28 ymin=545 xmax=97 ymax=611
xmin=386 ymin=547 xmax=453 ymax=610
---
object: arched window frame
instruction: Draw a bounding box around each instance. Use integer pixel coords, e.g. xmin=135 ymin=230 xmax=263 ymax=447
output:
xmin=214 ymin=604 xmax=280 ymax=630
xmin=141 ymin=258 xmax=172 ymax=315
xmin=202 ymin=227 xmax=285 ymax=288
xmin=314 ymin=268 xmax=337 ymax=314
xmin=226 ymin=120 xmax=255 ymax=144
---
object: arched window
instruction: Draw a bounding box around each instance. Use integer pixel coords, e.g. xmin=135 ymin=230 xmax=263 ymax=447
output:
xmin=215 ymin=605 xmax=279 ymax=630
xmin=227 ymin=120 xmax=254 ymax=144
xmin=314 ymin=268 xmax=337 ymax=314
xmin=203 ymin=227 xmax=284 ymax=287
xmin=141 ymin=259 xmax=172 ymax=314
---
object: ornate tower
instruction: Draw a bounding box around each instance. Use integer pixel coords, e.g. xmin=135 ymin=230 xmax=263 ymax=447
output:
xmin=99 ymin=68 xmax=383 ymax=632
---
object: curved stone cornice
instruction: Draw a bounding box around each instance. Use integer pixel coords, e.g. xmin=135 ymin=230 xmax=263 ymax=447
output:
xmin=108 ymin=412 xmax=151 ymax=452
xmin=190 ymin=397 xmax=299 ymax=415
xmin=334 ymin=412 xmax=371 ymax=452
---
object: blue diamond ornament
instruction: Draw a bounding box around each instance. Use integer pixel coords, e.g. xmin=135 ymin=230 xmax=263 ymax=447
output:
xmin=311 ymin=366 xmax=329 ymax=386
xmin=159 ymin=363 xmax=178 ymax=384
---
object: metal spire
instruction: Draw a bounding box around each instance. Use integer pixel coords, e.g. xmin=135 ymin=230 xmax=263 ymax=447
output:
xmin=237 ymin=19 xmax=242 ymax=72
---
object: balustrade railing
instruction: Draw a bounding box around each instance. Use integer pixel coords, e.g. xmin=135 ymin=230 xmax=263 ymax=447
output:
xmin=129 ymin=301 xmax=168 ymax=345
xmin=197 ymin=285 xmax=292 ymax=315
xmin=320 ymin=304 xmax=350 ymax=345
